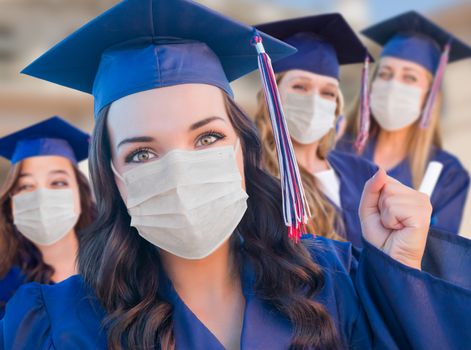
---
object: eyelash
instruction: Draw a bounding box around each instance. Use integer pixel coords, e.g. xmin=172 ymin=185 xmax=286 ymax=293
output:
xmin=124 ymin=131 xmax=227 ymax=164
xmin=17 ymin=184 xmax=33 ymax=192
xmin=404 ymin=75 xmax=418 ymax=83
xmin=292 ymin=84 xmax=308 ymax=91
xmin=125 ymin=147 xmax=155 ymax=164
xmin=195 ymin=130 xmax=226 ymax=147
xmin=322 ymin=91 xmax=336 ymax=98
xmin=51 ymin=180 xmax=69 ymax=187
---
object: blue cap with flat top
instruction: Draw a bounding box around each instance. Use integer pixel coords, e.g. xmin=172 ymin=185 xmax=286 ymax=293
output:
xmin=361 ymin=10 xmax=471 ymax=73
xmin=21 ymin=0 xmax=296 ymax=117
xmin=256 ymin=13 xmax=373 ymax=80
xmin=0 ymin=116 xmax=90 ymax=164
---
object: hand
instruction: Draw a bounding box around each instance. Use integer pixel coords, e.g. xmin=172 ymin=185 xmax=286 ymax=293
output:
xmin=359 ymin=169 xmax=432 ymax=269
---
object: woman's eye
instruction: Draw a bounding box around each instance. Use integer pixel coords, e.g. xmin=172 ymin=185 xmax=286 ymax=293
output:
xmin=51 ymin=180 xmax=69 ymax=188
xmin=322 ymin=91 xmax=336 ymax=99
xmin=196 ymin=132 xmax=225 ymax=147
xmin=127 ymin=149 xmax=157 ymax=163
xmin=16 ymin=184 xmax=34 ymax=192
xmin=378 ymin=71 xmax=392 ymax=80
xmin=404 ymin=74 xmax=418 ymax=83
xmin=292 ymin=84 xmax=308 ymax=92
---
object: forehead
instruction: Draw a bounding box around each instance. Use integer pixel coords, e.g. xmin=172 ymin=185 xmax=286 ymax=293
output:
xmin=380 ymin=56 xmax=429 ymax=74
xmin=19 ymin=156 xmax=74 ymax=174
xmin=282 ymin=69 xmax=339 ymax=87
xmin=107 ymin=84 xmax=228 ymax=139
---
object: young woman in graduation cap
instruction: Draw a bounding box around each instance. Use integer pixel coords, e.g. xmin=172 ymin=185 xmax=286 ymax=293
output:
xmin=338 ymin=11 xmax=470 ymax=234
xmin=254 ymin=14 xmax=378 ymax=247
xmin=0 ymin=117 xmax=95 ymax=318
xmin=3 ymin=1 xmax=471 ymax=349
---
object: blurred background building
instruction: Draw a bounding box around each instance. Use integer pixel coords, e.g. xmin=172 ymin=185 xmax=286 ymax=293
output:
xmin=1 ymin=0 xmax=471 ymax=237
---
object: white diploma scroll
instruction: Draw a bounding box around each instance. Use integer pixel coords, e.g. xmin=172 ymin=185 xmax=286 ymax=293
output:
xmin=419 ymin=161 xmax=444 ymax=197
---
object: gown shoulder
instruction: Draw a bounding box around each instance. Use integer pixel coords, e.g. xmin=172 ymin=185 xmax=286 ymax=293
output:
xmin=329 ymin=149 xmax=378 ymax=178
xmin=0 ymin=267 xmax=26 ymax=318
xmin=0 ymin=275 xmax=106 ymax=350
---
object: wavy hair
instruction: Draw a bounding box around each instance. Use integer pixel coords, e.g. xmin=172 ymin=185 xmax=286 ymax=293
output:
xmin=79 ymin=94 xmax=340 ymax=349
xmin=254 ymin=73 xmax=345 ymax=240
xmin=0 ymin=164 xmax=95 ymax=290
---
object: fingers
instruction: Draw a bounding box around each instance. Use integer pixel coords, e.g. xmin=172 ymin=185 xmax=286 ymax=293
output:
xmin=378 ymin=181 xmax=432 ymax=231
xmin=359 ymin=168 xmax=388 ymax=219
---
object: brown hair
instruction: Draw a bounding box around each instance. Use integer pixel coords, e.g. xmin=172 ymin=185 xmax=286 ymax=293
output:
xmin=346 ymin=66 xmax=443 ymax=189
xmin=254 ymin=73 xmax=344 ymax=240
xmin=0 ymin=163 xmax=96 ymax=283
xmin=79 ymin=95 xmax=340 ymax=349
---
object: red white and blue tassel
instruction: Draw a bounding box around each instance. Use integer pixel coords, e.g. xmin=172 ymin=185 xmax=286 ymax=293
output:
xmin=420 ymin=40 xmax=452 ymax=129
xmin=251 ymin=32 xmax=311 ymax=242
xmin=354 ymin=55 xmax=371 ymax=154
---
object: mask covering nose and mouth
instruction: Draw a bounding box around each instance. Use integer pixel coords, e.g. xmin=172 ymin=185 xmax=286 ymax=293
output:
xmin=370 ymin=79 xmax=424 ymax=131
xmin=112 ymin=140 xmax=249 ymax=260
xmin=283 ymin=93 xmax=337 ymax=144
xmin=13 ymin=188 xmax=80 ymax=246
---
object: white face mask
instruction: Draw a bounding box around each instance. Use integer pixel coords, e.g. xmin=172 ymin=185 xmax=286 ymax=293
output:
xmin=370 ymin=79 xmax=424 ymax=131
xmin=283 ymin=93 xmax=337 ymax=144
xmin=112 ymin=142 xmax=248 ymax=260
xmin=13 ymin=188 xmax=80 ymax=246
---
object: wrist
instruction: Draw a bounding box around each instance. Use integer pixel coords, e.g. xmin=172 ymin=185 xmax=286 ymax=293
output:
xmin=381 ymin=240 xmax=423 ymax=270
xmin=387 ymin=252 xmax=422 ymax=270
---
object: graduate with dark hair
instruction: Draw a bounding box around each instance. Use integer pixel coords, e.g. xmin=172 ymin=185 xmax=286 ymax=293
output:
xmin=0 ymin=117 xmax=95 ymax=318
xmin=2 ymin=1 xmax=471 ymax=349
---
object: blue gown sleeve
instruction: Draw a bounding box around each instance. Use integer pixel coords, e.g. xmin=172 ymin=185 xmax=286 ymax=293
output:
xmin=430 ymin=160 xmax=469 ymax=234
xmin=422 ymin=228 xmax=471 ymax=289
xmin=354 ymin=236 xmax=471 ymax=349
xmin=0 ymin=283 xmax=53 ymax=350
xmin=0 ymin=267 xmax=27 ymax=319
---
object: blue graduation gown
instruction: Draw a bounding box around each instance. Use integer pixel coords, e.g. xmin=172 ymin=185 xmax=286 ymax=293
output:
xmin=328 ymin=150 xmax=378 ymax=247
xmin=0 ymin=267 xmax=26 ymax=319
xmin=2 ymin=230 xmax=471 ymax=349
xmin=337 ymin=137 xmax=470 ymax=234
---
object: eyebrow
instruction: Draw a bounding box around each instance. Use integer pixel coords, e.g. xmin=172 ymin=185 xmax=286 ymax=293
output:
xmin=18 ymin=169 xmax=70 ymax=179
xmin=49 ymin=170 xmax=70 ymax=177
xmin=189 ymin=116 xmax=226 ymax=131
xmin=325 ymin=83 xmax=338 ymax=89
xmin=287 ymin=76 xmax=312 ymax=83
xmin=18 ymin=173 xmax=32 ymax=179
xmin=117 ymin=136 xmax=155 ymax=149
xmin=403 ymin=67 xmax=419 ymax=74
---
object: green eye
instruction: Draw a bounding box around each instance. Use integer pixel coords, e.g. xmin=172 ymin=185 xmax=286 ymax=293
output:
xmin=127 ymin=148 xmax=157 ymax=163
xmin=196 ymin=132 xmax=225 ymax=148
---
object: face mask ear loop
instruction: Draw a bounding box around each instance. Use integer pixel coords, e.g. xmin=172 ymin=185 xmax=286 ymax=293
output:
xmin=110 ymin=160 xmax=125 ymax=183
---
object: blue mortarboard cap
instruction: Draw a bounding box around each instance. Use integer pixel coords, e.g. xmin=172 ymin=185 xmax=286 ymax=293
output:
xmin=21 ymin=0 xmax=296 ymax=117
xmin=362 ymin=11 xmax=471 ymax=73
xmin=0 ymin=117 xmax=90 ymax=164
xmin=256 ymin=14 xmax=372 ymax=80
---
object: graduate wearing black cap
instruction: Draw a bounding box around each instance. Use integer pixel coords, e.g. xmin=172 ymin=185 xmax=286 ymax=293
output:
xmin=3 ymin=1 xmax=471 ymax=349
xmin=255 ymin=14 xmax=379 ymax=248
xmin=0 ymin=116 xmax=95 ymax=318
xmin=338 ymin=11 xmax=470 ymax=235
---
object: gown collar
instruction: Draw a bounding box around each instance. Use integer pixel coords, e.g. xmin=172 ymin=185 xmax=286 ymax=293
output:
xmin=158 ymin=250 xmax=293 ymax=349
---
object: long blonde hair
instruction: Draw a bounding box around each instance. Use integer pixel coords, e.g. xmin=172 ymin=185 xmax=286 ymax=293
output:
xmin=346 ymin=66 xmax=442 ymax=189
xmin=254 ymin=73 xmax=344 ymax=240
